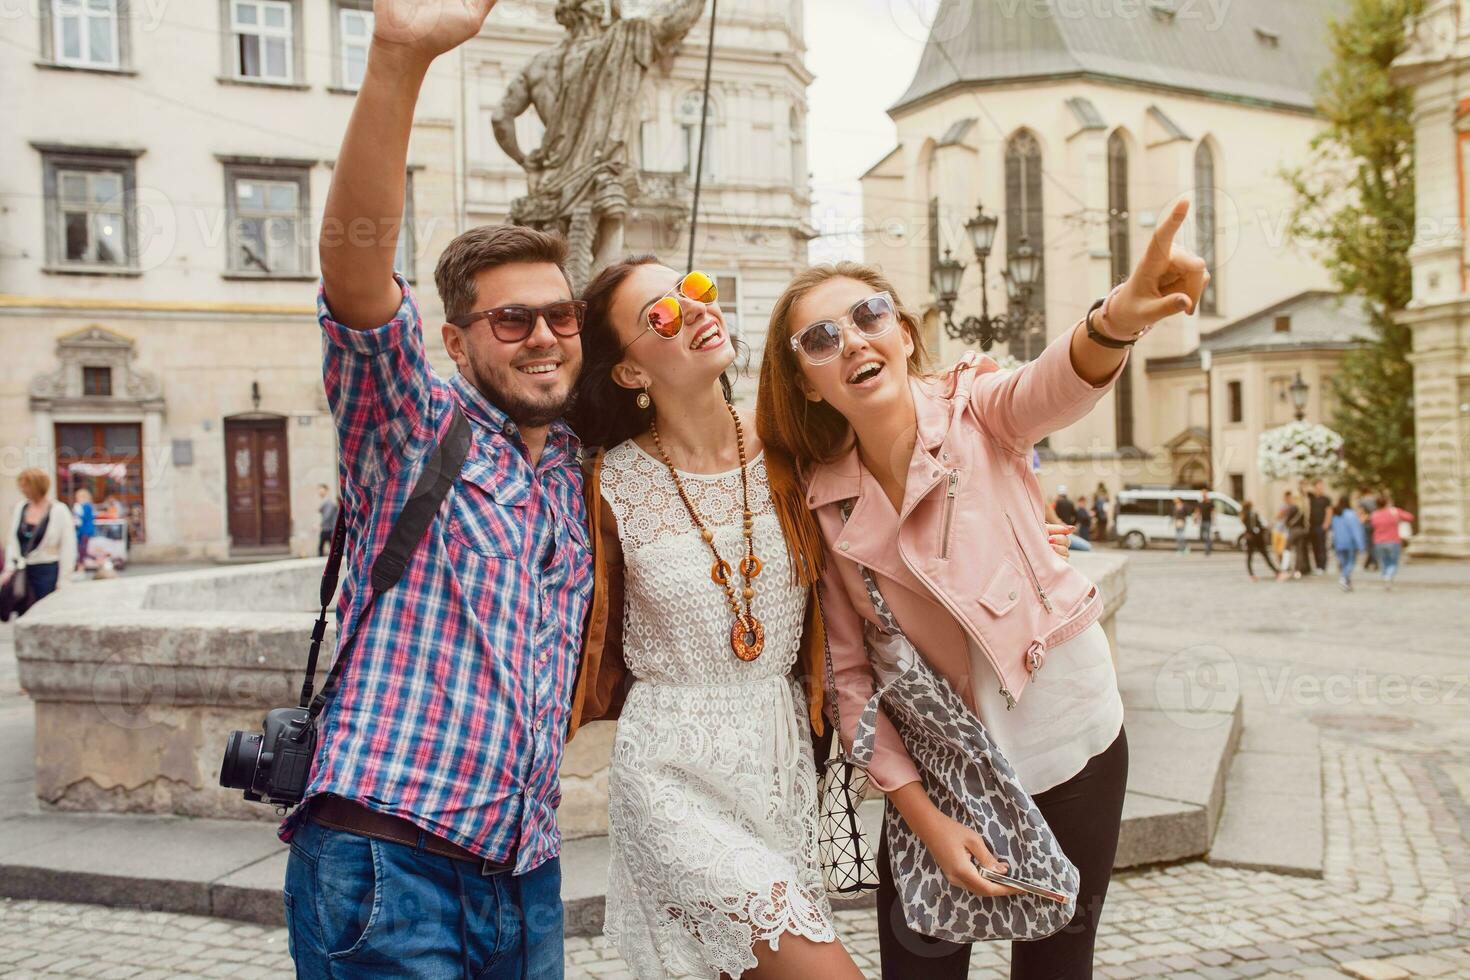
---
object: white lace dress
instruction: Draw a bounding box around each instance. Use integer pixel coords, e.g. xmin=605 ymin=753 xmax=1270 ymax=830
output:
xmin=599 ymin=439 xmax=836 ymax=979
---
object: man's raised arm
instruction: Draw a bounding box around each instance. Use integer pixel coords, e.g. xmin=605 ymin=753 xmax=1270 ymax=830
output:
xmin=320 ymin=0 xmax=498 ymax=330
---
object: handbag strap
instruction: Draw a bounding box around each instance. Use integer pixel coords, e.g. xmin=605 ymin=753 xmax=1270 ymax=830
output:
xmin=301 ymin=401 xmax=472 ymax=719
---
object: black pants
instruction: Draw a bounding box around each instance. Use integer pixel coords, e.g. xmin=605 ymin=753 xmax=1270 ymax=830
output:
xmin=876 ymin=725 xmax=1130 ymax=980
xmin=1309 ymin=527 xmax=1328 ymax=572
xmin=1246 ymin=540 xmax=1277 ymax=577
xmin=1291 ymin=534 xmax=1311 ymax=575
xmin=318 ymin=530 xmax=332 ymax=556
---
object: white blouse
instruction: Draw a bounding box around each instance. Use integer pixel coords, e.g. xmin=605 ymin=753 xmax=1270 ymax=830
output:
xmin=967 ymin=617 xmax=1125 ymax=796
xmin=5 ymin=499 xmax=78 ymax=586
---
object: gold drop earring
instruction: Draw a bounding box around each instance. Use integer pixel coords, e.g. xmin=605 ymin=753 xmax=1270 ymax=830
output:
xmin=637 ymin=386 xmax=651 ymax=409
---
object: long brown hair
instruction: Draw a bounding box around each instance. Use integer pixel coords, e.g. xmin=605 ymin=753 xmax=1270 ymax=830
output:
xmin=568 ymin=256 xmax=740 ymax=450
xmin=756 ymin=262 xmax=930 ymax=586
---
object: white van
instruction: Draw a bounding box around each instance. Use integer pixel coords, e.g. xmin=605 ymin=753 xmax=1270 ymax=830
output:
xmin=1113 ymin=488 xmax=1247 ymax=551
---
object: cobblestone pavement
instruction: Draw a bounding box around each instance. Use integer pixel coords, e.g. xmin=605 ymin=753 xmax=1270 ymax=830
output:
xmin=2 ymin=551 xmax=1469 ymax=978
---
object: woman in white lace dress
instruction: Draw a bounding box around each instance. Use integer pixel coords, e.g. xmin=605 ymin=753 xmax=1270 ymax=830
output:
xmin=569 ymin=258 xmax=863 ymax=980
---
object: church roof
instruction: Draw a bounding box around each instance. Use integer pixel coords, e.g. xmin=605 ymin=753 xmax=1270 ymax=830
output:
xmin=893 ymin=0 xmax=1349 ymax=115
xmin=1146 ymin=290 xmax=1373 ymax=373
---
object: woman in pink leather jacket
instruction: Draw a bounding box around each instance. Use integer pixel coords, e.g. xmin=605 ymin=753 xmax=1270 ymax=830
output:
xmin=757 ymin=200 xmax=1209 ymax=979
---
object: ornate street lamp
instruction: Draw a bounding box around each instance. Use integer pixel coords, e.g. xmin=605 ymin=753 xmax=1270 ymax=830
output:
xmin=931 ymin=202 xmax=1044 ymax=351
xmin=1289 ymin=371 xmax=1309 ymax=421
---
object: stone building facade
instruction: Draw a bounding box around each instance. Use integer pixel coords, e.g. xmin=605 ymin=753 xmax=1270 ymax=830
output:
xmin=2 ymin=0 xmax=811 ymax=560
xmin=860 ymin=0 xmax=1369 ymax=514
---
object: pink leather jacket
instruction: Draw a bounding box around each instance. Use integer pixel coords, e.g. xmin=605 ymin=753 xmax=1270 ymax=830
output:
xmin=805 ymin=331 xmax=1126 ymax=791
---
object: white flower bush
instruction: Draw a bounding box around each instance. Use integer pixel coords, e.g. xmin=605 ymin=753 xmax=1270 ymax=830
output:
xmin=1257 ymin=421 xmax=1346 ymax=481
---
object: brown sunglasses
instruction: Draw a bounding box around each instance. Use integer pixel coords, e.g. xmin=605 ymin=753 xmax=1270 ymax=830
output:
xmin=448 ymin=301 xmax=587 ymax=342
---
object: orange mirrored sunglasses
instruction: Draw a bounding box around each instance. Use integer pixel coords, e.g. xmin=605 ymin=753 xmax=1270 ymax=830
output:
xmin=643 ymin=271 xmax=718 ymax=340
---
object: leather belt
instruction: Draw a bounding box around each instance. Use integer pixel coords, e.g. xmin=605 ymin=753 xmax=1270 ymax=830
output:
xmin=308 ymin=795 xmax=514 ymax=875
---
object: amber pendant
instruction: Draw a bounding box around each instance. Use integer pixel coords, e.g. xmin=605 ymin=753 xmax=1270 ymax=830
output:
xmin=730 ymin=613 xmax=765 ymax=661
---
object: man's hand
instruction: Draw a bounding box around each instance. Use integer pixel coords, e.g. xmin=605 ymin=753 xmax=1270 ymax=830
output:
xmin=321 ymin=1 xmax=499 ymax=329
xmin=372 ymin=0 xmax=498 ymax=67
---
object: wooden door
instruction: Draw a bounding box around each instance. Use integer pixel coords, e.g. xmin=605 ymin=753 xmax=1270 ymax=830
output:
xmin=225 ymin=417 xmax=291 ymax=550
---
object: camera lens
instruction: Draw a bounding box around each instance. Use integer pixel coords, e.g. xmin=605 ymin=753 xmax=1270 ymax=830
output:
xmin=219 ymin=730 xmax=263 ymax=790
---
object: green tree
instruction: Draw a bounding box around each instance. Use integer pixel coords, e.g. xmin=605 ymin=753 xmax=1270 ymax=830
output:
xmin=1280 ymin=0 xmax=1423 ymax=506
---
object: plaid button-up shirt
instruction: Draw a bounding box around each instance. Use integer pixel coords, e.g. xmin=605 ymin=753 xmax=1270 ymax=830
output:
xmin=279 ymin=277 xmax=593 ymax=875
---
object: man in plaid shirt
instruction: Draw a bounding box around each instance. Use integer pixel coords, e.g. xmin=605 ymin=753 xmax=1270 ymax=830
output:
xmin=280 ymin=2 xmax=591 ymax=976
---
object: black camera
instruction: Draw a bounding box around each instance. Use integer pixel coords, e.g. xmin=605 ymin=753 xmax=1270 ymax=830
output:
xmin=219 ymin=706 xmax=317 ymax=806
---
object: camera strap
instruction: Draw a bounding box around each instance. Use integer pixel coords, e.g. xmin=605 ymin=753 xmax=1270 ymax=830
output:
xmin=299 ymin=401 xmax=473 ymax=719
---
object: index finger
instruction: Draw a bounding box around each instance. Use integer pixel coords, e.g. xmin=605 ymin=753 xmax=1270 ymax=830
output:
xmin=1144 ymin=198 xmax=1191 ymax=266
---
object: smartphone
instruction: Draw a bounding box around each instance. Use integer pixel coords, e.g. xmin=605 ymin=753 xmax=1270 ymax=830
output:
xmin=977 ymin=865 xmax=1069 ymax=904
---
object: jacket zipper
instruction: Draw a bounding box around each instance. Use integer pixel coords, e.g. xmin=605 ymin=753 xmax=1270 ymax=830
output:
xmin=939 ymin=470 xmax=959 ymax=559
xmin=1005 ymin=511 xmax=1054 ymax=613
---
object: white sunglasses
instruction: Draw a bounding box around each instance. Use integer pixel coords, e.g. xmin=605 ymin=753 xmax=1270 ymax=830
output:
xmin=788 ymin=292 xmax=899 ymax=366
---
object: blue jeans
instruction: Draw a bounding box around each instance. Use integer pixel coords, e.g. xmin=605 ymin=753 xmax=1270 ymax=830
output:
xmin=1336 ymin=547 xmax=1358 ymax=585
xmin=1374 ymin=542 xmax=1402 ymax=581
xmin=284 ymin=817 xmax=564 ymax=979
xmin=1200 ymin=521 xmax=1213 ymax=556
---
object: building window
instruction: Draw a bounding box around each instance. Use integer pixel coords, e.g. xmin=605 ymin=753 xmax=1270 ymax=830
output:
xmin=715 ymin=274 xmax=740 ymax=336
xmin=335 ymin=0 xmax=372 ymax=90
xmin=677 ymin=90 xmax=716 ymax=179
xmin=1230 ymin=473 xmax=1245 ymax=502
xmin=1227 ymin=379 xmax=1243 ymax=423
xmin=927 ymin=196 xmax=940 ymax=292
xmin=229 ymin=0 xmax=295 ymax=83
xmin=83 ymin=366 xmax=113 ymax=396
xmin=1194 ymin=141 xmax=1218 ymax=315
xmin=394 ymin=170 xmax=416 ymax=280
xmin=1005 ymin=128 xmax=1046 ymax=361
xmin=40 ymin=149 xmax=138 ymax=271
xmin=1107 ymin=130 xmax=1133 ymax=448
xmin=48 ymin=0 xmax=121 ymax=69
xmin=225 ymin=163 xmax=311 ymax=276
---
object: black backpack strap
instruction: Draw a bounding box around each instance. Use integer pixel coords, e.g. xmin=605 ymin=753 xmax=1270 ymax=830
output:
xmin=302 ymin=402 xmax=473 ymax=719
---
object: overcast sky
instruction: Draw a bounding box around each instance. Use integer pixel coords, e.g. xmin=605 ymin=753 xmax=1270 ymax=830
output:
xmin=803 ymin=0 xmax=929 ymax=263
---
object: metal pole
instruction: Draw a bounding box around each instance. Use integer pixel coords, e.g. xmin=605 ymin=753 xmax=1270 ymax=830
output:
xmin=687 ymin=0 xmax=717 ymax=271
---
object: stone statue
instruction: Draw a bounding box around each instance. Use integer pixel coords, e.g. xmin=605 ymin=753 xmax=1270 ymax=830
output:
xmin=492 ymin=0 xmax=706 ymax=286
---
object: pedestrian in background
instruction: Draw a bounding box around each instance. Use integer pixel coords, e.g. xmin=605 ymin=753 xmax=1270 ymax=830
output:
xmin=1173 ymin=497 xmax=1189 ymax=554
xmin=72 ymin=487 xmax=95 ymax=571
xmin=2 ymin=469 xmax=76 ymax=620
xmin=1197 ymin=489 xmax=1215 ymax=557
xmin=1308 ymin=479 xmax=1330 ymax=575
xmin=1093 ymin=483 xmax=1110 ymax=542
xmin=1330 ymin=494 xmax=1366 ymax=592
xmin=1076 ymin=494 xmax=1093 ymax=542
xmin=1054 ymin=485 xmax=1078 ymax=526
xmin=1358 ymin=487 xmax=1380 ymax=570
xmin=1278 ymin=490 xmax=1308 ymax=581
xmin=1240 ymin=500 xmax=1277 ymax=582
xmin=1368 ymin=494 xmax=1414 ymax=589
xmin=315 ymin=483 xmax=338 ymax=557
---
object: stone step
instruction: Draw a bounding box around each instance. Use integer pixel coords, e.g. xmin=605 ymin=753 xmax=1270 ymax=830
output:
xmin=0 ymin=690 xmax=1243 ymax=936
xmin=1206 ymin=711 xmax=1325 ymax=878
